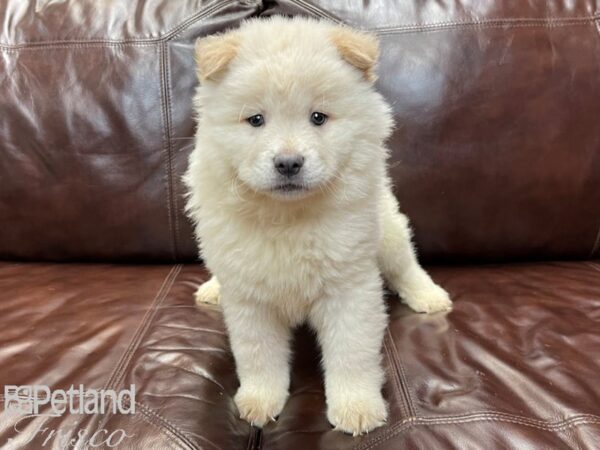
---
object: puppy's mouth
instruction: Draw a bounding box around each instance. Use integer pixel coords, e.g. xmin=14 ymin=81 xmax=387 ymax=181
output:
xmin=271 ymin=183 xmax=307 ymax=193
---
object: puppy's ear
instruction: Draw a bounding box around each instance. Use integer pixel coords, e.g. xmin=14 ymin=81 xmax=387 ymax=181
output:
xmin=330 ymin=27 xmax=379 ymax=83
xmin=195 ymin=32 xmax=240 ymax=82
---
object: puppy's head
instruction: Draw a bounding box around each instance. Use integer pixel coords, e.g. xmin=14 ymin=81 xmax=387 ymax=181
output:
xmin=194 ymin=17 xmax=393 ymax=201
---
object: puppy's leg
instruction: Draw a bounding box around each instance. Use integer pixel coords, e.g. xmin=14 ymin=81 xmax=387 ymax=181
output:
xmin=377 ymin=188 xmax=452 ymax=313
xmin=222 ymin=296 xmax=291 ymax=427
xmin=194 ymin=275 xmax=221 ymax=305
xmin=310 ymin=270 xmax=388 ymax=436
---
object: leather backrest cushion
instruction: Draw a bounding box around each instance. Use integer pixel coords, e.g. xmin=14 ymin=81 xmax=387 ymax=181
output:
xmin=0 ymin=0 xmax=259 ymax=262
xmin=267 ymin=1 xmax=600 ymax=263
xmin=1 ymin=0 xmax=599 ymax=263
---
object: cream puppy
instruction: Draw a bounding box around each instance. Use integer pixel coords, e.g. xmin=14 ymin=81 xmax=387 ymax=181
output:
xmin=184 ymin=16 xmax=452 ymax=435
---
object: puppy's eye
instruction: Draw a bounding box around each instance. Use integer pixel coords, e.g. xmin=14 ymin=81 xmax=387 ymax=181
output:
xmin=247 ymin=114 xmax=265 ymax=127
xmin=310 ymin=112 xmax=328 ymax=126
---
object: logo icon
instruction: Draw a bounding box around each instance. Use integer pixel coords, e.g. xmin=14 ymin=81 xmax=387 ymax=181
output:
xmin=5 ymin=385 xmax=36 ymax=415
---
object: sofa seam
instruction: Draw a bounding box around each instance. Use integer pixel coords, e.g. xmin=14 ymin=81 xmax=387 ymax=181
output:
xmin=372 ymin=15 xmax=600 ymax=33
xmin=353 ymin=413 xmax=600 ymax=450
xmin=101 ymin=265 xmax=181 ymax=393
xmin=361 ymin=419 xmax=600 ymax=450
xmin=382 ymin=337 xmax=407 ymax=419
xmin=90 ymin=398 xmax=199 ymax=450
xmin=165 ymin=42 xmax=182 ymax=258
xmin=160 ymin=41 xmax=181 ymax=260
xmin=3 ymin=9 xmax=595 ymax=52
xmin=0 ymin=42 xmax=157 ymax=52
xmin=374 ymin=18 xmax=598 ymax=36
xmin=282 ymin=0 xmax=599 ymax=33
xmin=388 ymin=329 xmax=417 ymax=418
xmin=159 ymin=42 xmax=179 ymax=261
xmin=111 ymin=264 xmax=181 ymax=390
xmin=164 ymin=0 xmax=239 ymax=43
xmin=81 ymin=265 xmax=182 ymax=448
xmin=285 ymin=0 xmax=341 ymax=23
xmin=133 ymin=413 xmax=197 ymax=450
xmin=586 ymin=261 xmax=600 ymax=272
xmin=384 ymin=328 xmax=416 ymax=419
xmin=416 ymin=412 xmax=600 ymax=428
xmin=247 ymin=426 xmax=262 ymax=450
xmin=76 ymin=265 xmax=217 ymax=450
xmin=134 ymin=400 xmax=218 ymax=450
xmin=129 ymin=402 xmax=198 ymax=450
xmin=0 ymin=0 xmax=237 ymax=50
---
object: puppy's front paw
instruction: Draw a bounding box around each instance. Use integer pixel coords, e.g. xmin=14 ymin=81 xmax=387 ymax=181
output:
xmin=194 ymin=276 xmax=220 ymax=305
xmin=327 ymin=392 xmax=388 ymax=436
xmin=234 ymin=385 xmax=288 ymax=428
xmin=403 ymin=282 xmax=452 ymax=314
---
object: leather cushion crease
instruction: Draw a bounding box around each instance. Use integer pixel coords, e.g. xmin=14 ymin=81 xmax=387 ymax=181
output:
xmin=0 ymin=0 xmax=599 ymax=449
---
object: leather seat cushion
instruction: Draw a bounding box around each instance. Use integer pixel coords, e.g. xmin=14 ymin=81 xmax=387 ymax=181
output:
xmin=0 ymin=261 xmax=598 ymax=448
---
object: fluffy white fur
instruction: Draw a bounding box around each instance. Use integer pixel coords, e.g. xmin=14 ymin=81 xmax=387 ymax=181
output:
xmin=184 ymin=17 xmax=452 ymax=436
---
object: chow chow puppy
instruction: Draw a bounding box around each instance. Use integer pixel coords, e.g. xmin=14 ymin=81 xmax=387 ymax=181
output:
xmin=184 ymin=16 xmax=452 ymax=435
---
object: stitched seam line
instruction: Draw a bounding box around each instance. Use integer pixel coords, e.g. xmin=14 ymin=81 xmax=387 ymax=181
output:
xmin=384 ymin=329 xmax=415 ymax=419
xmin=110 ymin=264 xmax=181 ymax=391
xmin=386 ymin=328 xmax=416 ymax=417
xmin=585 ymin=261 xmax=600 ymax=273
xmin=101 ymin=265 xmax=181 ymax=392
xmin=94 ymin=398 xmax=199 ymax=450
xmin=1 ymin=3 xmax=596 ymax=51
xmin=0 ymin=42 xmax=157 ymax=52
xmin=7 ymin=265 xmax=182 ymax=450
xmin=163 ymin=0 xmax=236 ymax=42
xmin=159 ymin=43 xmax=175 ymax=261
xmin=382 ymin=337 xmax=407 ymax=419
xmin=0 ymin=0 xmax=237 ymax=50
xmin=417 ymin=411 xmax=600 ymax=427
xmin=85 ymin=265 xmax=182 ymax=446
xmin=284 ymin=0 xmax=599 ymax=33
xmin=373 ymin=15 xmax=600 ymax=33
xmin=165 ymin=42 xmax=181 ymax=258
xmin=375 ymin=19 xmax=598 ymax=37
xmin=354 ymin=413 xmax=600 ymax=450
xmin=160 ymin=41 xmax=180 ymax=260
xmin=246 ymin=427 xmax=262 ymax=450
xmin=135 ymin=400 xmax=218 ymax=450
xmin=287 ymin=0 xmax=341 ymax=23
xmin=133 ymin=411 xmax=197 ymax=450
xmin=388 ymin=330 xmax=416 ymax=418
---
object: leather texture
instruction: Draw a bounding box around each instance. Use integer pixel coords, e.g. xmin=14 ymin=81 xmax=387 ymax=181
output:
xmin=2 ymin=0 xmax=599 ymax=262
xmin=0 ymin=0 xmax=261 ymax=262
xmin=0 ymin=262 xmax=253 ymax=449
xmin=0 ymin=0 xmax=599 ymax=449
xmin=0 ymin=261 xmax=599 ymax=448
xmin=263 ymin=0 xmax=600 ymax=263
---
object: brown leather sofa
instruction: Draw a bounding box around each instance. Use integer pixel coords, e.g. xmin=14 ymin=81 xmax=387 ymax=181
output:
xmin=1 ymin=1 xmax=599 ymax=449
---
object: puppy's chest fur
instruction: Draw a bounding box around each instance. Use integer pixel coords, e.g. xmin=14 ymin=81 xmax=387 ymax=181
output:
xmin=200 ymin=203 xmax=380 ymax=318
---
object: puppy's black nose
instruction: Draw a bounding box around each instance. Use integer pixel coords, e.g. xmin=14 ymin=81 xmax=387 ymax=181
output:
xmin=274 ymin=154 xmax=304 ymax=177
